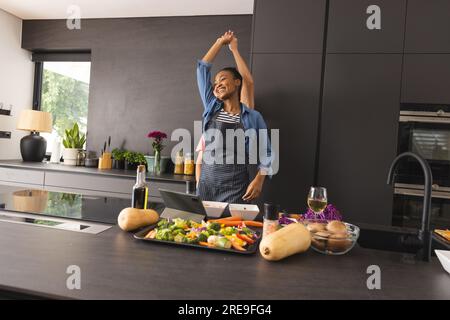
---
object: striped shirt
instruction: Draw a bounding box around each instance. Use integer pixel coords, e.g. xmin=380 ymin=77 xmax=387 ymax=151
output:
xmin=216 ymin=109 xmax=240 ymax=124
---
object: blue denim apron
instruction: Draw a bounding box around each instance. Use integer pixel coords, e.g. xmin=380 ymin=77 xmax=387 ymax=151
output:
xmin=198 ymin=111 xmax=250 ymax=203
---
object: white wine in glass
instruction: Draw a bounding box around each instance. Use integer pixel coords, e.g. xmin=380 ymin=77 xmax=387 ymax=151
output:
xmin=307 ymin=187 xmax=328 ymax=215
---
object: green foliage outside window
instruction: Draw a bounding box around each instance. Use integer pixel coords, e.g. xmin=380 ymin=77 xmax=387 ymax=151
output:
xmin=41 ymin=69 xmax=89 ymax=139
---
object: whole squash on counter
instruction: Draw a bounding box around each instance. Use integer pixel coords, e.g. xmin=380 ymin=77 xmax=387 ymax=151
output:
xmin=259 ymin=223 xmax=311 ymax=261
xmin=118 ymin=207 xmax=159 ymax=231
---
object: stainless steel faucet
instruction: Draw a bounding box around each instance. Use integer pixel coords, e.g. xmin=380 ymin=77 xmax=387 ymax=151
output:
xmin=387 ymin=152 xmax=433 ymax=262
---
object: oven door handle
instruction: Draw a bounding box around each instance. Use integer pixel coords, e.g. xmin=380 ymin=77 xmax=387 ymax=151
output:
xmin=394 ymin=187 xmax=450 ymax=200
xmin=399 ymin=115 xmax=450 ymax=124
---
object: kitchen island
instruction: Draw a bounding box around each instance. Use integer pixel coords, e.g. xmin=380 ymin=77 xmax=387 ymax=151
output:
xmin=0 ymin=215 xmax=449 ymax=300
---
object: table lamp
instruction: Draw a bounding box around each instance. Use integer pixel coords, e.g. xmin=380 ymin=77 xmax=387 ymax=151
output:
xmin=16 ymin=110 xmax=52 ymax=162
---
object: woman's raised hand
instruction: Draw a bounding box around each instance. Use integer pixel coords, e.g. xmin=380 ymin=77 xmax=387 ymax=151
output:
xmin=218 ymin=30 xmax=234 ymax=45
xmin=228 ymin=35 xmax=238 ymax=52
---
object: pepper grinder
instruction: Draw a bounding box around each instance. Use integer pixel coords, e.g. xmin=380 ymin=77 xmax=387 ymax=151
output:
xmin=263 ymin=203 xmax=280 ymax=238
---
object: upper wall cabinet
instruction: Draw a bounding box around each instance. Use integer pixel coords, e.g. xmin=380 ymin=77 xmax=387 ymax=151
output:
xmin=252 ymin=0 xmax=327 ymax=53
xmin=401 ymin=54 xmax=450 ymax=104
xmin=327 ymin=0 xmax=407 ymax=53
xmin=404 ymin=0 xmax=450 ymax=53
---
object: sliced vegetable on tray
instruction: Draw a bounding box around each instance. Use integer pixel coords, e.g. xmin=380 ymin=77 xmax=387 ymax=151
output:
xmin=141 ymin=217 xmax=260 ymax=252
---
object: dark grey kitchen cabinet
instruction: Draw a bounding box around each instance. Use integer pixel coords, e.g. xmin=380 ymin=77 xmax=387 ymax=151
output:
xmin=404 ymin=0 xmax=450 ymax=53
xmin=318 ymin=54 xmax=403 ymax=226
xmin=252 ymin=0 xmax=327 ymax=53
xmin=327 ymin=0 xmax=407 ymax=53
xmin=252 ymin=53 xmax=323 ymax=211
xmin=401 ymin=54 xmax=450 ymax=104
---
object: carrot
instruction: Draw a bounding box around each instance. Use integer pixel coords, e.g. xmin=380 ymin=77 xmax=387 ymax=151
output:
xmin=230 ymin=241 xmax=246 ymax=251
xmin=214 ymin=220 xmax=264 ymax=228
xmin=208 ymin=216 xmax=242 ymax=223
xmin=236 ymin=233 xmax=255 ymax=244
xmin=199 ymin=241 xmax=213 ymax=247
xmin=217 ymin=221 xmax=244 ymax=227
xmin=243 ymin=221 xmax=263 ymax=228
xmin=145 ymin=229 xmax=157 ymax=239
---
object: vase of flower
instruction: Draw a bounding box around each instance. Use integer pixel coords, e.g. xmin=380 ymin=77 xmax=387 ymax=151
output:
xmin=154 ymin=150 xmax=161 ymax=175
xmin=147 ymin=130 xmax=167 ymax=175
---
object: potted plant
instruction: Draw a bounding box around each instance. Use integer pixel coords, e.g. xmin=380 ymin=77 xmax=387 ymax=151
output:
xmin=147 ymin=130 xmax=167 ymax=175
xmin=112 ymin=148 xmax=126 ymax=169
xmin=124 ymin=151 xmax=146 ymax=171
xmin=62 ymin=123 xmax=86 ymax=166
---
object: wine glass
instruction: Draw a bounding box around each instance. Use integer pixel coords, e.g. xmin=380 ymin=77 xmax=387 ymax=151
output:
xmin=307 ymin=187 xmax=328 ymax=218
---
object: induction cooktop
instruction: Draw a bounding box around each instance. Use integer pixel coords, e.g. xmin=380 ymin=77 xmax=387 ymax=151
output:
xmin=0 ymin=188 xmax=164 ymax=225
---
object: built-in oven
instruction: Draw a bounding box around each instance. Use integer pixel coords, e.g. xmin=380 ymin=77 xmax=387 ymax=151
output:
xmin=393 ymin=104 xmax=450 ymax=229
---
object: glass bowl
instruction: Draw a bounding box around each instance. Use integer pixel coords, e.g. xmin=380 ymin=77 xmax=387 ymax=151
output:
xmin=302 ymin=219 xmax=360 ymax=255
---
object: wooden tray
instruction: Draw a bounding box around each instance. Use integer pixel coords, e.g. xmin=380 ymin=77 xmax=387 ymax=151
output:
xmin=433 ymin=231 xmax=450 ymax=249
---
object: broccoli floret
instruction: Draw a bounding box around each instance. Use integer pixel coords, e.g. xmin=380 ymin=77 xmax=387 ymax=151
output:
xmin=222 ymin=227 xmax=237 ymax=236
xmin=202 ymin=230 xmax=210 ymax=237
xmin=198 ymin=233 xmax=208 ymax=242
xmin=157 ymin=219 xmax=170 ymax=229
xmin=174 ymin=234 xmax=185 ymax=243
xmin=172 ymin=228 xmax=186 ymax=236
xmin=208 ymin=222 xmax=221 ymax=231
xmin=187 ymin=238 xmax=198 ymax=244
xmin=156 ymin=229 xmax=171 ymax=240
xmin=173 ymin=218 xmax=188 ymax=229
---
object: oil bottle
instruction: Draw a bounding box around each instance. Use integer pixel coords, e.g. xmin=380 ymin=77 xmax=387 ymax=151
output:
xmin=132 ymin=165 xmax=148 ymax=209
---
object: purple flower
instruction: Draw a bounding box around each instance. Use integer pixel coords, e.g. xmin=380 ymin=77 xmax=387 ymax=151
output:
xmin=147 ymin=131 xmax=167 ymax=140
xmin=147 ymin=130 xmax=167 ymax=152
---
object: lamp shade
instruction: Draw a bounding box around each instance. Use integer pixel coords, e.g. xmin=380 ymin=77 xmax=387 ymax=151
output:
xmin=17 ymin=110 xmax=52 ymax=133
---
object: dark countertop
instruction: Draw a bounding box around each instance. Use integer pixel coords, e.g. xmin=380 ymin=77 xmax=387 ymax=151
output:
xmin=0 ymin=160 xmax=195 ymax=183
xmin=0 ymin=215 xmax=449 ymax=299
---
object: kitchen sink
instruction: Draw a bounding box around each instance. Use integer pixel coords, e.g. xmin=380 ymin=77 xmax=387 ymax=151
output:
xmin=357 ymin=222 xmax=448 ymax=254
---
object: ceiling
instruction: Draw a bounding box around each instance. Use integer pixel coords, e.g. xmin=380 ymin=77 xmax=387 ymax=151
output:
xmin=0 ymin=0 xmax=254 ymax=20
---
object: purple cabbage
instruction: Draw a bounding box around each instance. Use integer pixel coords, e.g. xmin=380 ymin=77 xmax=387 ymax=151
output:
xmin=278 ymin=215 xmax=296 ymax=226
xmin=191 ymin=227 xmax=207 ymax=232
xmin=303 ymin=204 xmax=342 ymax=221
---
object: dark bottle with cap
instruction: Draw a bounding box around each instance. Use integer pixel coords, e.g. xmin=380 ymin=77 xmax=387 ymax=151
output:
xmin=263 ymin=203 xmax=280 ymax=238
xmin=132 ymin=165 xmax=148 ymax=209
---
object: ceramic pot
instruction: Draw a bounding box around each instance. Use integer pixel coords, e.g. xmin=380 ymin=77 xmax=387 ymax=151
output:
xmin=63 ymin=148 xmax=79 ymax=166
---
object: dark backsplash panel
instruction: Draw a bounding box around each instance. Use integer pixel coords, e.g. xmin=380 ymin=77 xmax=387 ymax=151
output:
xmin=22 ymin=15 xmax=252 ymax=156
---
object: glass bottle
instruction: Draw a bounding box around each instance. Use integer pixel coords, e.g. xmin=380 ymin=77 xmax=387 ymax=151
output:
xmin=132 ymin=165 xmax=148 ymax=209
xmin=263 ymin=203 xmax=279 ymax=238
xmin=184 ymin=152 xmax=195 ymax=176
xmin=174 ymin=149 xmax=184 ymax=175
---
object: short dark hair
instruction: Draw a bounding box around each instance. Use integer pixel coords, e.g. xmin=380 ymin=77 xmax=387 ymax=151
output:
xmin=220 ymin=67 xmax=242 ymax=82
xmin=219 ymin=67 xmax=242 ymax=98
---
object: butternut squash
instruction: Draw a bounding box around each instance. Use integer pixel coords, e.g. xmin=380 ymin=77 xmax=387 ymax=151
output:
xmin=259 ymin=223 xmax=311 ymax=261
xmin=117 ymin=207 xmax=159 ymax=231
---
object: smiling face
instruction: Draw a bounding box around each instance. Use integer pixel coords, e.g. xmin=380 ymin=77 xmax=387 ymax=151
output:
xmin=213 ymin=70 xmax=241 ymax=101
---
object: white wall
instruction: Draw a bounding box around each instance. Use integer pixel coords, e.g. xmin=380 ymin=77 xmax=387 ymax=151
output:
xmin=0 ymin=9 xmax=33 ymax=159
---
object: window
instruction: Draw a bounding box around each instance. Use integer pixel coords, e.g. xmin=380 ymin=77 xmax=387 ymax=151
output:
xmin=33 ymin=53 xmax=91 ymax=154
